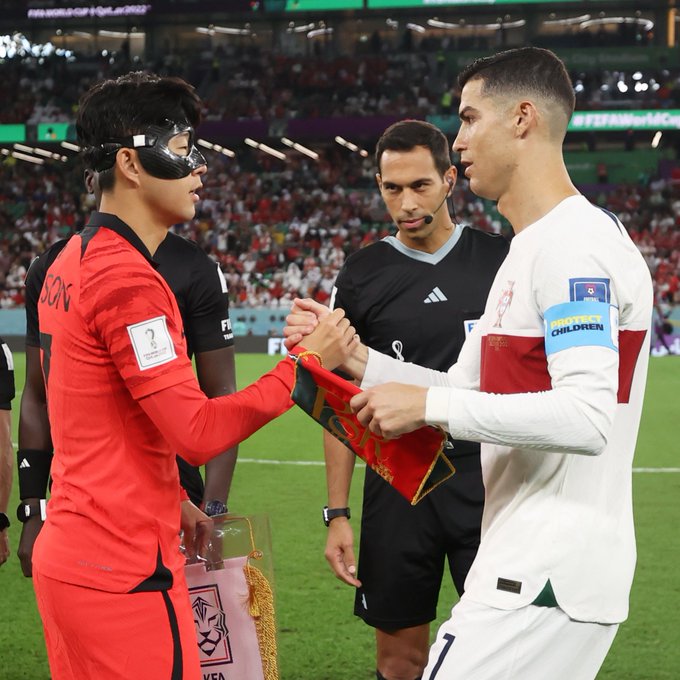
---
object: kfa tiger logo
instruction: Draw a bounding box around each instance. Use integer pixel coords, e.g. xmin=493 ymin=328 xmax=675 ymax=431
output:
xmin=192 ymin=595 xmax=230 ymax=658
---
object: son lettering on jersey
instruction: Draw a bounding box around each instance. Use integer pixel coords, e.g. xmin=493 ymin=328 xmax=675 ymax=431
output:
xmin=40 ymin=273 xmax=73 ymax=312
xmin=126 ymin=315 xmax=177 ymax=371
xmin=544 ymin=301 xmax=618 ymax=355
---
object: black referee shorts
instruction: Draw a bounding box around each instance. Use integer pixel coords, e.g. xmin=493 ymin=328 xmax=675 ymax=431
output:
xmin=353 ymin=451 xmax=484 ymax=630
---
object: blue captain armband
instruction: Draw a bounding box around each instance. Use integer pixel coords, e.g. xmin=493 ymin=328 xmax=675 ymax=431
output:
xmin=544 ymin=301 xmax=618 ymax=356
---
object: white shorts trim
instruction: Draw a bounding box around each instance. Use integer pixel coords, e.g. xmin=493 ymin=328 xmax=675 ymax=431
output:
xmin=424 ymin=597 xmax=618 ymax=680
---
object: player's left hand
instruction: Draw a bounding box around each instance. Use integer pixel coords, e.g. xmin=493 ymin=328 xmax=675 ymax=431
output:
xmin=350 ymin=383 xmax=428 ymax=439
xmin=180 ymin=500 xmax=214 ymax=563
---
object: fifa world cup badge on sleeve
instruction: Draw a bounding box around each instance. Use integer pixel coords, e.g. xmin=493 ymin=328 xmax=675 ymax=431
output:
xmin=289 ymin=349 xmax=454 ymax=505
xmin=127 ymin=315 xmax=177 ymax=370
xmin=569 ymin=277 xmax=611 ymax=303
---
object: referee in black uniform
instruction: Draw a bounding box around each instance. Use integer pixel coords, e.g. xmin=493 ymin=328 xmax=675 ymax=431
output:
xmin=323 ymin=120 xmax=509 ymax=680
xmin=0 ymin=335 xmax=15 ymax=566
xmin=16 ymin=170 xmax=238 ymax=576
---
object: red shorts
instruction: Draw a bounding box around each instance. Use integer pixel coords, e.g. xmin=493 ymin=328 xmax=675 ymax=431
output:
xmin=33 ymin=567 xmax=201 ymax=680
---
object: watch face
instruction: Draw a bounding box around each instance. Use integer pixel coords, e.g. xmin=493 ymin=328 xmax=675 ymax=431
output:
xmin=205 ymin=500 xmax=227 ymax=517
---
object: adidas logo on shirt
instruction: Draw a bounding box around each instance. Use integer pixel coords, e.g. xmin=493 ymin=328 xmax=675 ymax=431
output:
xmin=19 ymin=458 xmax=30 ymax=468
xmin=424 ymin=287 xmax=448 ymax=304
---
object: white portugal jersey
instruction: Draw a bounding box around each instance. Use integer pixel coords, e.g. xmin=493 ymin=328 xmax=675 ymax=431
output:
xmin=363 ymin=195 xmax=653 ymax=624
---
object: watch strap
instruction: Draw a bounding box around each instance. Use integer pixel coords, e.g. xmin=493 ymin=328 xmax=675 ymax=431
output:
xmin=0 ymin=512 xmax=9 ymax=531
xmin=323 ymin=505 xmax=350 ymax=527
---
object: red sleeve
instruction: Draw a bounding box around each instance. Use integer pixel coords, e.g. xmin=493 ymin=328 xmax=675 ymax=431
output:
xmin=83 ymin=257 xmax=195 ymax=400
xmin=139 ymin=358 xmax=295 ymax=466
xmin=179 ymin=486 xmax=190 ymax=502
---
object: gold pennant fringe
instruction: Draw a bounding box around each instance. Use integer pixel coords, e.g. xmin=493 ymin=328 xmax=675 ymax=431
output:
xmin=244 ymin=555 xmax=278 ymax=680
xmin=228 ymin=516 xmax=279 ymax=680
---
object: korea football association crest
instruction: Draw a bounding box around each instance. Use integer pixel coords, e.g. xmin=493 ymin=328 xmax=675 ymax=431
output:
xmin=494 ymin=280 xmax=515 ymax=328
xmin=190 ymin=585 xmax=233 ymax=666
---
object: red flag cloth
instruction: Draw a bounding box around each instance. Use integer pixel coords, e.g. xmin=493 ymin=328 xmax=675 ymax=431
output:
xmin=289 ymin=349 xmax=454 ymax=505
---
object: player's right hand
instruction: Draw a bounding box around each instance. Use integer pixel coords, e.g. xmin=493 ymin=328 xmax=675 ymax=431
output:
xmin=17 ymin=516 xmax=44 ymax=577
xmin=324 ymin=517 xmax=361 ymax=588
xmin=301 ymin=308 xmax=359 ymax=371
xmin=283 ymin=297 xmax=330 ymax=350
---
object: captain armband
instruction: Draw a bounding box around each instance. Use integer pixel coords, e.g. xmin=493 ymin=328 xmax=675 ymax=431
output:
xmin=543 ymin=301 xmax=619 ymax=356
xmin=17 ymin=448 xmax=53 ymax=500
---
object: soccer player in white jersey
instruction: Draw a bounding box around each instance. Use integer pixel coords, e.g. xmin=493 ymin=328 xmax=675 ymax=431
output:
xmin=285 ymin=47 xmax=653 ymax=680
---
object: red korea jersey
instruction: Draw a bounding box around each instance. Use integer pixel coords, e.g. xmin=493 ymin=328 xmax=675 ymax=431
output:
xmin=33 ymin=213 xmax=198 ymax=593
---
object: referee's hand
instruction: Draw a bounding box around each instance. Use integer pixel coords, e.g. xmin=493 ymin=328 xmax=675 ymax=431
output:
xmin=325 ymin=517 xmax=361 ymax=588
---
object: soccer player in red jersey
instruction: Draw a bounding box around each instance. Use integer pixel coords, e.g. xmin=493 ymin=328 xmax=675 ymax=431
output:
xmin=17 ymin=167 xmax=237 ymax=577
xmin=31 ymin=72 xmax=354 ymax=680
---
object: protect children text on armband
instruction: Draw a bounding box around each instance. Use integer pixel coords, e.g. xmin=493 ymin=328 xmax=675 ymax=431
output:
xmin=543 ymin=301 xmax=619 ymax=356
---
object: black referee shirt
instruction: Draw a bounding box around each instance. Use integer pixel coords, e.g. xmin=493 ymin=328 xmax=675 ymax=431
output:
xmin=332 ymin=225 xmax=509 ymax=457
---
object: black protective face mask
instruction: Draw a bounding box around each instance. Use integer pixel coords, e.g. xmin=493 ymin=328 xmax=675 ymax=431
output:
xmin=93 ymin=121 xmax=207 ymax=179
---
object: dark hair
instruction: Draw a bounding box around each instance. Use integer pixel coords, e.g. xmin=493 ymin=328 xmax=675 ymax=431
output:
xmin=76 ymin=71 xmax=202 ymax=189
xmin=375 ymin=119 xmax=451 ymax=177
xmin=458 ymin=47 xmax=575 ymax=123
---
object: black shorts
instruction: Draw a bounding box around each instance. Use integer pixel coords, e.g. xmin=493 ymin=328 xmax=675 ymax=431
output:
xmin=354 ymin=452 xmax=484 ymax=630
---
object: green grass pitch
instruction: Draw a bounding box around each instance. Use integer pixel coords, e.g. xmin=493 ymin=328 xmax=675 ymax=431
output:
xmin=1 ymin=353 xmax=679 ymax=679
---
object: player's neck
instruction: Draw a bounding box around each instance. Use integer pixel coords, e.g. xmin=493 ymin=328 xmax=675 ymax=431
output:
xmin=498 ymin=159 xmax=578 ymax=234
xmin=99 ymin=193 xmax=168 ymax=256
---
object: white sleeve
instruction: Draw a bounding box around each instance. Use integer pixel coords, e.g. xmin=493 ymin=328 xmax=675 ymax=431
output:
xmin=426 ymin=345 xmax=617 ymax=454
xmin=426 ymin=239 xmax=621 ymax=456
xmin=361 ymin=317 xmax=484 ymax=391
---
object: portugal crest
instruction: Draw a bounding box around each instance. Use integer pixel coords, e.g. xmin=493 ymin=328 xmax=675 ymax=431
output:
xmin=494 ymin=280 xmax=515 ymax=328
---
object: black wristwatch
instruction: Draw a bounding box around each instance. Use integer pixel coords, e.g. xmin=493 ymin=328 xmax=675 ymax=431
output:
xmin=323 ymin=506 xmax=351 ymax=527
xmin=0 ymin=512 xmax=9 ymax=531
xmin=16 ymin=500 xmax=47 ymax=523
xmin=204 ymin=500 xmax=228 ymax=517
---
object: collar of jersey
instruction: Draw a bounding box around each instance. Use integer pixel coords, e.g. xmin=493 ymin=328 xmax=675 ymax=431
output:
xmin=86 ymin=211 xmax=158 ymax=266
xmin=382 ymin=223 xmax=464 ymax=265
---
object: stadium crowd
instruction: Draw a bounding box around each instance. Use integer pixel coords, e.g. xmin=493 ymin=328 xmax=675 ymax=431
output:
xmin=0 ymin=148 xmax=677 ymax=317
xmin=2 ymin=44 xmax=680 ymax=127
xmin=0 ymin=41 xmax=678 ymax=321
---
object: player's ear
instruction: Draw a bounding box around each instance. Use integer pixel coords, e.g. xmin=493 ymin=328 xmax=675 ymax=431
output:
xmin=115 ymin=148 xmax=143 ymax=187
xmin=515 ymin=100 xmax=537 ymax=138
xmin=375 ymin=172 xmax=382 ymax=191
xmin=446 ymin=165 xmax=457 ymax=191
